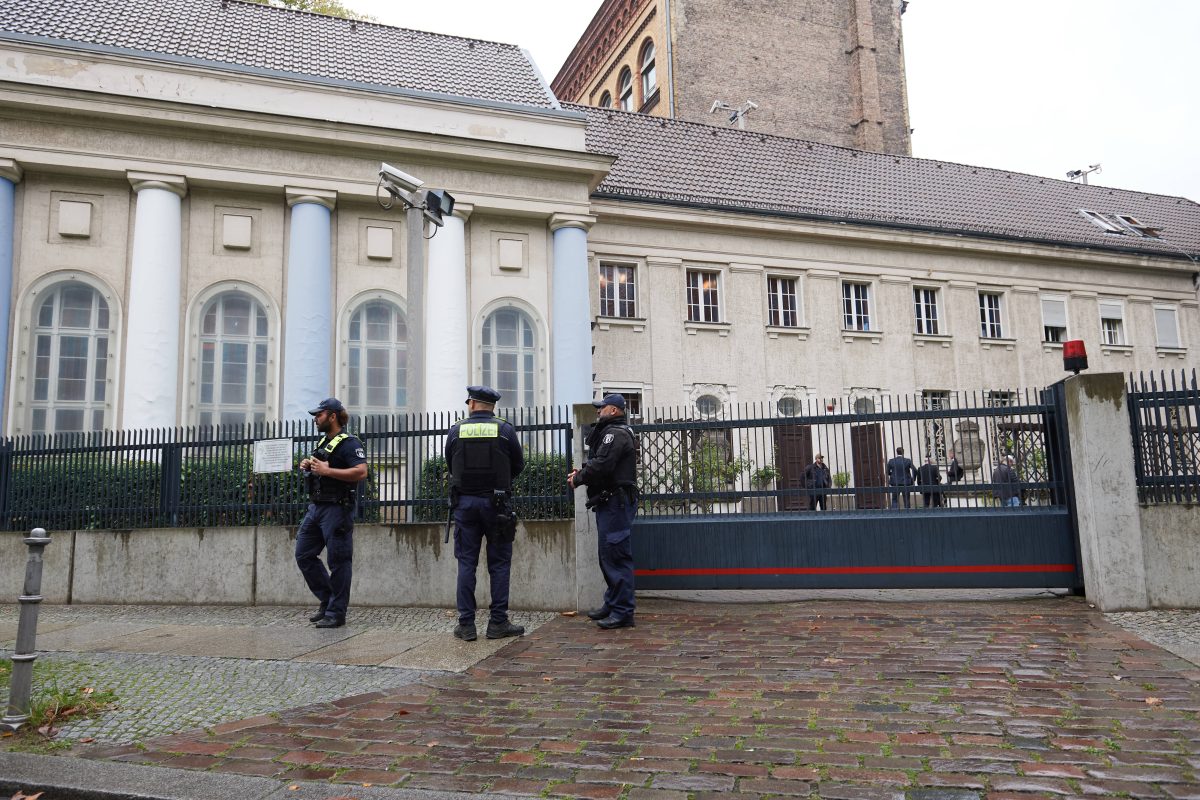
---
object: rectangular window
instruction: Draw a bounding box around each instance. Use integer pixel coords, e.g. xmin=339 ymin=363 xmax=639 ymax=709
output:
xmin=686 ymin=269 xmax=720 ymax=322
xmin=913 ymin=287 xmax=939 ymax=335
xmin=1099 ymin=301 xmax=1125 ymax=346
xmin=603 ymin=389 xmax=643 ymax=421
xmin=921 ymin=390 xmax=950 ymax=461
xmin=1041 ymin=296 xmax=1068 ymax=343
xmin=599 ymin=263 xmax=637 ymax=318
xmin=979 ymin=292 xmax=1004 ymax=338
xmin=842 ymin=281 xmax=871 ymax=331
xmin=767 ymin=276 xmax=799 ymax=327
xmin=1155 ymin=305 xmax=1181 ymax=349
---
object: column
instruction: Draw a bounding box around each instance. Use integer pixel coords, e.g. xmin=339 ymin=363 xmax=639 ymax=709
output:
xmin=282 ymin=187 xmax=336 ymax=420
xmin=550 ymin=214 xmax=596 ymax=406
xmin=425 ymin=203 xmax=472 ymax=413
xmin=0 ymin=158 xmax=22 ymax=422
xmin=123 ymin=171 xmax=187 ymax=429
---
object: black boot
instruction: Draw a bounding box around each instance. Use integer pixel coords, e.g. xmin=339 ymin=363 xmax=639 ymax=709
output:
xmin=453 ymin=623 xmax=477 ymax=641
xmin=486 ymin=620 xmax=525 ymax=639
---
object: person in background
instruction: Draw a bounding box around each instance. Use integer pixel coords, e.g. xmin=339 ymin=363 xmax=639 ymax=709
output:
xmin=917 ymin=456 xmax=943 ymax=508
xmin=885 ymin=446 xmax=917 ymax=508
xmin=992 ymin=454 xmax=1021 ymax=507
xmin=803 ymin=454 xmax=831 ymax=510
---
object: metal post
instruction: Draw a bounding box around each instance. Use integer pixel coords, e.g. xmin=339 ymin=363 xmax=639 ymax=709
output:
xmin=406 ymin=202 xmax=426 ymax=414
xmin=2 ymin=527 xmax=50 ymax=731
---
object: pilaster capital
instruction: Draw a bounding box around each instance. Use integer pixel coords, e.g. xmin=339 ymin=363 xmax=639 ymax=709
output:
xmin=285 ymin=186 xmax=337 ymax=210
xmin=549 ymin=212 xmax=596 ymax=233
xmin=0 ymin=158 xmax=23 ymax=184
xmin=128 ymin=171 xmax=187 ymax=197
xmin=450 ymin=202 xmax=474 ymax=222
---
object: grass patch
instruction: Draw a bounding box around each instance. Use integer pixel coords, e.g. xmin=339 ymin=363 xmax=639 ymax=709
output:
xmin=1 ymin=658 xmax=118 ymax=751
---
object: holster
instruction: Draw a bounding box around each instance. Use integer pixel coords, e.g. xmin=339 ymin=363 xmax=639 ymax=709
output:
xmin=493 ymin=490 xmax=517 ymax=544
xmin=585 ymin=489 xmax=613 ymax=511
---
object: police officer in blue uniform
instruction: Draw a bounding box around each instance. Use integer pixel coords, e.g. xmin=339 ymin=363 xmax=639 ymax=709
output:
xmin=445 ymin=386 xmax=526 ymax=641
xmin=295 ymin=397 xmax=367 ymax=629
xmin=568 ymin=393 xmax=639 ymax=630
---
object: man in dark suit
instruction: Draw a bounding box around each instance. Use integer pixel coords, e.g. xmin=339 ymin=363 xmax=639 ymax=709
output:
xmin=885 ymin=447 xmax=917 ymax=508
xmin=917 ymin=456 xmax=943 ymax=507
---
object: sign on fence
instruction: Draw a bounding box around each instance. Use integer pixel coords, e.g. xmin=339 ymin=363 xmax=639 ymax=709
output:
xmin=253 ymin=438 xmax=294 ymax=473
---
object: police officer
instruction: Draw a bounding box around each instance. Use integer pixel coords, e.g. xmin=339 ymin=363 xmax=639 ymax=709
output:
xmin=295 ymin=397 xmax=367 ymax=629
xmin=445 ymin=386 xmax=526 ymax=641
xmin=568 ymin=393 xmax=638 ymax=630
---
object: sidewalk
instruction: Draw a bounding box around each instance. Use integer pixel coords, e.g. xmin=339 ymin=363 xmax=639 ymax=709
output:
xmin=3 ymin=596 xmax=1200 ymax=799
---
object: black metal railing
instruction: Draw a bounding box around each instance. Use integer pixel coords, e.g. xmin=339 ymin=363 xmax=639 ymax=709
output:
xmin=1128 ymin=369 xmax=1200 ymax=504
xmin=631 ymin=389 xmax=1066 ymax=516
xmin=0 ymin=407 xmax=573 ymax=531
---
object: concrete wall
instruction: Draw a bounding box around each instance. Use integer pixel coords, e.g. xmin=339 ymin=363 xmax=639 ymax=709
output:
xmin=1139 ymin=505 xmax=1200 ymax=608
xmin=0 ymin=521 xmax=577 ymax=610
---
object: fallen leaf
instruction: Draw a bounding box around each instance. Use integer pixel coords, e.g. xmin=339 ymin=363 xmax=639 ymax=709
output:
xmin=822 ymin=658 xmax=844 ymax=664
xmin=11 ymin=792 xmax=45 ymax=800
xmin=288 ymin=786 xmax=300 ymax=791
xmin=426 ymin=741 xmax=438 ymax=747
xmin=1 ymin=731 xmax=12 ymax=738
xmin=1113 ymin=675 xmax=1124 ymax=681
xmin=542 ymin=677 xmax=553 ymax=682
xmin=81 ymin=687 xmax=94 ymax=695
xmin=79 ymin=737 xmax=95 ymax=743
xmin=362 ymin=784 xmax=373 ymax=788
xmin=1145 ymin=697 xmax=1163 ymax=706
xmin=560 ymin=610 xmax=578 ymax=617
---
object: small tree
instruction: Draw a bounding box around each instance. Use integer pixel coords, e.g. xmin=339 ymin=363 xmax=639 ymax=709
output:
xmin=241 ymin=0 xmax=374 ymax=21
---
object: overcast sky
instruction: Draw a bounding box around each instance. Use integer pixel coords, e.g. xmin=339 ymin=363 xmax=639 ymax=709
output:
xmin=350 ymin=0 xmax=1199 ymax=202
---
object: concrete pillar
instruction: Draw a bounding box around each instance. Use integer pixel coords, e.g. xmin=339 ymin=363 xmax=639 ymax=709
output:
xmin=550 ymin=214 xmax=596 ymax=406
xmin=425 ymin=203 xmax=473 ymax=413
xmin=1063 ymin=372 xmax=1149 ymax=611
xmin=0 ymin=158 xmax=22 ymax=422
xmin=123 ymin=171 xmax=187 ymax=429
xmin=572 ymin=402 xmax=605 ymax=610
xmin=282 ymin=188 xmax=336 ymax=420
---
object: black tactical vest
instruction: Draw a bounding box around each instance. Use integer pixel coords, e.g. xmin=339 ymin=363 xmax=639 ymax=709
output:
xmin=449 ymin=417 xmax=512 ymax=495
xmin=307 ymin=432 xmax=355 ymax=503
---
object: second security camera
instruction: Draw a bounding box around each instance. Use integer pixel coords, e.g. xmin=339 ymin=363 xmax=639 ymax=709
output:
xmin=379 ymin=163 xmax=424 ymax=197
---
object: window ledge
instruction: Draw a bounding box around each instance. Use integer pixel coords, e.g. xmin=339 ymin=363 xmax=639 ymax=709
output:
xmin=913 ymin=333 xmax=952 ymax=348
xmin=685 ymin=321 xmax=731 ymax=336
xmin=595 ymin=316 xmax=646 ymax=332
xmin=1100 ymin=343 xmax=1133 ymax=356
xmin=842 ymin=329 xmax=882 ymax=344
xmin=1156 ymin=346 xmax=1187 ymax=359
xmin=639 ymin=89 xmax=660 ymax=113
xmin=980 ymin=337 xmax=1016 ymax=351
xmin=1042 ymin=341 xmax=1064 ymax=352
xmin=767 ymin=325 xmax=810 ymax=340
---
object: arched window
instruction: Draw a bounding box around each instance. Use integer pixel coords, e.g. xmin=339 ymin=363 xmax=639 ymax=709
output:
xmin=481 ymin=307 xmax=537 ymax=407
xmin=640 ymin=40 xmax=656 ymax=99
xmin=195 ymin=291 xmax=270 ymax=426
xmin=599 ymin=90 xmax=612 ymax=108
xmin=618 ymin=68 xmax=633 ymax=111
xmin=28 ymin=283 xmax=111 ymax=434
xmin=346 ymin=299 xmax=407 ymax=415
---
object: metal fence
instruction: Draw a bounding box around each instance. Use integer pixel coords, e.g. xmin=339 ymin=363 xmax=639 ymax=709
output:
xmin=0 ymin=407 xmax=574 ymax=532
xmin=632 ymin=389 xmax=1066 ymax=516
xmin=1128 ymin=369 xmax=1200 ymax=504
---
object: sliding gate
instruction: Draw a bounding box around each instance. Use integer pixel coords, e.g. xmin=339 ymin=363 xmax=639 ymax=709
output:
xmin=630 ymin=385 xmax=1083 ymax=590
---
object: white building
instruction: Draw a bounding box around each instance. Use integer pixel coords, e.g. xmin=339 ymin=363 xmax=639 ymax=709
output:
xmin=0 ymin=0 xmax=1196 ymax=434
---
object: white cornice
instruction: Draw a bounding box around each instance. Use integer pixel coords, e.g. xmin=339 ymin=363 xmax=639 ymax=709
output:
xmin=285 ymin=187 xmax=337 ymax=210
xmin=128 ymin=170 xmax=186 ymax=197
xmin=0 ymin=157 xmax=22 ymax=183
xmin=549 ymin=213 xmax=597 ymax=233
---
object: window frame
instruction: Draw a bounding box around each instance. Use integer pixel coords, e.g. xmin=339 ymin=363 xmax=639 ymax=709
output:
xmin=685 ymin=268 xmax=722 ymax=323
xmin=26 ymin=280 xmax=114 ymax=435
xmin=598 ymin=261 xmax=638 ymax=319
xmin=1040 ymin=294 xmax=1069 ymax=344
xmin=766 ymin=274 xmax=800 ymax=328
xmin=344 ymin=297 xmax=408 ymax=416
xmin=598 ymin=90 xmax=612 ymax=108
xmin=618 ymin=68 xmax=633 ymax=111
xmin=193 ymin=289 xmax=273 ymax=427
xmin=1098 ymin=299 xmax=1126 ymax=346
xmin=1154 ymin=303 xmax=1182 ymax=349
xmin=639 ymin=39 xmax=656 ymax=101
xmin=913 ymin=286 xmax=940 ymax=335
xmin=978 ymin=291 xmax=1005 ymax=339
xmin=841 ymin=280 xmax=872 ymax=332
xmin=479 ymin=304 xmax=541 ymax=408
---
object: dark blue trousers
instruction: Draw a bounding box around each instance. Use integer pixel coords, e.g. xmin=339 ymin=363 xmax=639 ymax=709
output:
xmin=295 ymin=502 xmax=354 ymax=619
xmin=595 ymin=493 xmax=637 ymax=620
xmin=453 ymin=494 xmax=513 ymax=626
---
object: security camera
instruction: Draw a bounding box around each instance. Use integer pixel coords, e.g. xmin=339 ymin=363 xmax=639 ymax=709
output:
xmin=378 ymin=163 xmax=424 ymax=196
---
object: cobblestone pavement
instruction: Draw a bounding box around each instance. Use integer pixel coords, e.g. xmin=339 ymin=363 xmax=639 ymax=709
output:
xmin=33 ymin=652 xmax=427 ymax=745
xmin=84 ymin=596 xmax=1200 ymax=799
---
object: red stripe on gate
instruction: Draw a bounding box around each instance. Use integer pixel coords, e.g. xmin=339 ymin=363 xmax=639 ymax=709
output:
xmin=634 ymin=564 xmax=1076 ymax=577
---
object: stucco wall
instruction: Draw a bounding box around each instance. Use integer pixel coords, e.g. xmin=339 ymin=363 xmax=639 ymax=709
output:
xmin=1139 ymin=504 xmax=1200 ymax=608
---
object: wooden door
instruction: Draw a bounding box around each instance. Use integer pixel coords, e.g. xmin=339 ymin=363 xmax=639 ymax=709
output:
xmin=851 ymin=423 xmax=886 ymax=509
xmin=775 ymin=424 xmax=813 ymax=511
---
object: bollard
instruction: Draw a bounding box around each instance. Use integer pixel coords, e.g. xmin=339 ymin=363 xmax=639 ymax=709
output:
xmin=2 ymin=527 xmax=50 ymax=732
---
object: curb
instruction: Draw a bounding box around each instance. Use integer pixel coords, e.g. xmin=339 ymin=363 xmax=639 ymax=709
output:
xmin=0 ymin=752 xmax=533 ymax=800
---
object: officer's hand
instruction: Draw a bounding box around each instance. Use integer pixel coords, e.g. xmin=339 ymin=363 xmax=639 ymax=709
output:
xmin=299 ymin=458 xmax=312 ymax=471
xmin=309 ymin=459 xmax=327 ymax=476
xmin=567 ymin=470 xmax=577 ymax=489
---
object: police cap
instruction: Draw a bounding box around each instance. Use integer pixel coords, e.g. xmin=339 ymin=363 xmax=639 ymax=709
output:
xmin=465 ymin=385 xmax=501 ymax=404
xmin=308 ymin=397 xmax=345 ymax=415
xmin=592 ymin=393 xmax=626 ymax=410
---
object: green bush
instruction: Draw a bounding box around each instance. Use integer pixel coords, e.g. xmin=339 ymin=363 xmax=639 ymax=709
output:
xmin=413 ymin=451 xmax=572 ymax=522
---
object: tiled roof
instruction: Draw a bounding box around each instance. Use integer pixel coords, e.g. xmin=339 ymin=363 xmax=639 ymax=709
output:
xmin=0 ymin=0 xmax=557 ymax=109
xmin=572 ymin=105 xmax=1200 ymax=261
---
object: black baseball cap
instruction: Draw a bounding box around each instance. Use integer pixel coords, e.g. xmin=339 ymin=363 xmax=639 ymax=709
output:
xmin=592 ymin=393 xmax=626 ymax=410
xmin=308 ymin=397 xmax=345 ymax=415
